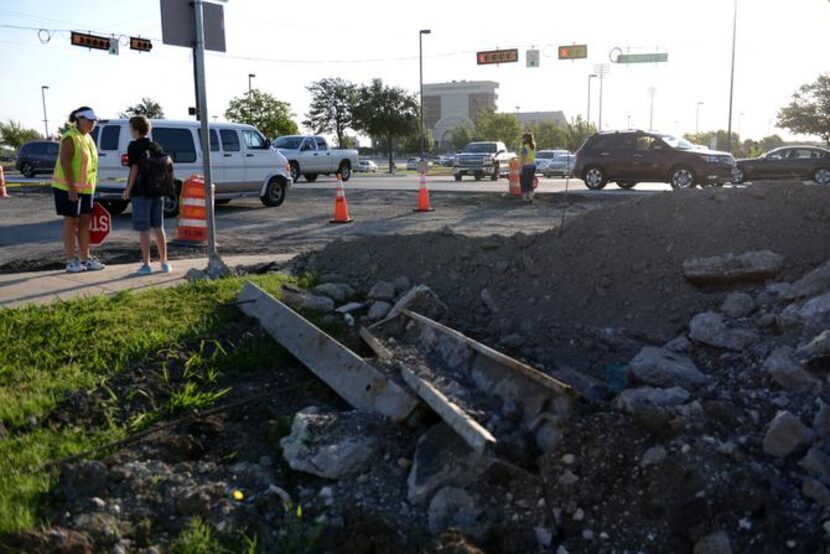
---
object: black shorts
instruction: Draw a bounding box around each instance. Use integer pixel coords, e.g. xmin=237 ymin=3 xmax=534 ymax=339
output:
xmin=53 ymin=188 xmax=93 ymax=217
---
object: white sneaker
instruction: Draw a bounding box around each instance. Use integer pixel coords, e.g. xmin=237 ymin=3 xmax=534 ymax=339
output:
xmin=82 ymin=258 xmax=106 ymax=271
xmin=66 ymin=259 xmax=86 ymax=273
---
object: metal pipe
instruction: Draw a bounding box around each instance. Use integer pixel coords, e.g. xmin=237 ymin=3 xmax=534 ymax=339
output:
xmin=419 ymin=30 xmax=430 ymax=160
xmin=727 ymin=0 xmax=738 ymax=152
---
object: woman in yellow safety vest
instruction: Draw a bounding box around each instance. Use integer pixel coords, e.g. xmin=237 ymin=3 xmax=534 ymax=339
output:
xmin=519 ymin=132 xmax=537 ymax=202
xmin=52 ymin=107 xmax=105 ymax=273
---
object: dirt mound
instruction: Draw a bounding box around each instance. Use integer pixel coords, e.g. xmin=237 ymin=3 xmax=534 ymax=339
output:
xmin=303 ymin=183 xmax=830 ymax=371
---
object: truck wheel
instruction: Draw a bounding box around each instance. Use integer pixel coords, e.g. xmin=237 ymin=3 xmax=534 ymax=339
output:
xmin=100 ymin=200 xmax=128 ymax=215
xmin=474 ymin=173 xmax=483 ymax=181
xmin=260 ymin=176 xmax=287 ymax=207
xmin=289 ymin=162 xmax=301 ymax=183
xmin=304 ymin=174 xmax=318 ymax=182
xmin=338 ymin=161 xmax=352 ymax=181
xmin=583 ymin=166 xmax=608 ymax=190
xmin=669 ymin=166 xmax=696 ymax=190
xmin=163 ymin=181 xmax=182 ymax=218
xmin=491 ymin=163 xmax=499 ymax=181
xmin=454 ymin=174 xmax=462 ymax=182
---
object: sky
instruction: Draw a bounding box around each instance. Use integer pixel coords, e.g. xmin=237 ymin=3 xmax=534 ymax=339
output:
xmin=1 ymin=0 xmax=828 ymax=144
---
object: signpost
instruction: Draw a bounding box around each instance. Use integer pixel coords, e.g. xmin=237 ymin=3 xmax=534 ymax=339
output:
xmin=558 ymin=44 xmax=588 ymax=60
xmin=476 ymin=49 xmax=519 ymax=65
xmin=615 ymin=52 xmax=668 ymax=64
xmin=526 ymin=49 xmax=540 ymax=68
xmin=89 ymin=203 xmax=111 ymax=246
xmin=160 ymin=0 xmax=227 ymax=274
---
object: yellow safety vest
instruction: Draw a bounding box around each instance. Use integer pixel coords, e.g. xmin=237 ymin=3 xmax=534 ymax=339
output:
xmin=52 ymin=127 xmax=98 ymax=194
xmin=521 ymin=145 xmax=536 ymax=165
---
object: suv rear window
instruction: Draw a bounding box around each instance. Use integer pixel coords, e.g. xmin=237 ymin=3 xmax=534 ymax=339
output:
xmin=591 ymin=134 xmax=634 ymax=150
xmin=100 ymin=126 xmax=120 ymax=151
xmin=220 ymin=130 xmax=240 ymax=152
xmin=153 ymin=127 xmax=197 ymax=163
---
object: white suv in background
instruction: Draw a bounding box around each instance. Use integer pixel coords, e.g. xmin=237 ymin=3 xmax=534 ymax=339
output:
xmin=91 ymin=119 xmax=292 ymax=217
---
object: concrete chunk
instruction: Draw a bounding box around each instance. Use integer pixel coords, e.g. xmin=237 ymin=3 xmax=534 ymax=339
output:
xmin=689 ymin=312 xmax=756 ymax=351
xmin=629 ymin=346 xmax=707 ymax=388
xmin=682 ymin=250 xmax=784 ymax=285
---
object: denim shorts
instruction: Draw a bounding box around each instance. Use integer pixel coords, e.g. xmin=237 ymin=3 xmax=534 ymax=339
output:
xmin=131 ymin=196 xmax=164 ymax=231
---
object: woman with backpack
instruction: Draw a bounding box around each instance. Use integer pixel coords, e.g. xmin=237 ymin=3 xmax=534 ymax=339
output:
xmin=52 ymin=106 xmax=106 ymax=273
xmin=122 ymin=115 xmax=173 ymax=274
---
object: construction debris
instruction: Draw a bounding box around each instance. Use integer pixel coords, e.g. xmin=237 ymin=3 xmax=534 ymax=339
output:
xmin=682 ymin=250 xmax=785 ymax=285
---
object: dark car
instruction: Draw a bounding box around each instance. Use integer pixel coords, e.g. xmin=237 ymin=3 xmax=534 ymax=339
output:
xmin=16 ymin=140 xmax=59 ymax=178
xmin=732 ymin=146 xmax=830 ymax=185
xmin=573 ymin=130 xmax=735 ymax=190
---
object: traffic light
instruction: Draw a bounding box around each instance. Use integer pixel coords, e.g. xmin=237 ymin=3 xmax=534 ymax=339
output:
xmin=130 ymin=37 xmax=153 ymax=52
xmin=71 ymin=31 xmax=112 ymax=51
xmin=558 ymin=45 xmax=588 ymax=60
xmin=476 ymin=49 xmax=519 ymax=65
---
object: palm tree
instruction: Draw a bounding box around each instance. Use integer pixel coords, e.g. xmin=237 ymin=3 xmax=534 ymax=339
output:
xmin=120 ymin=97 xmax=165 ymax=119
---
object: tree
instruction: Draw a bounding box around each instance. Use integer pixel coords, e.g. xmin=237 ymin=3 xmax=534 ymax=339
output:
xmin=225 ymin=89 xmax=298 ymax=138
xmin=529 ymin=120 xmax=570 ymax=150
xmin=567 ymin=115 xmax=597 ymax=151
xmin=475 ymin=108 xmax=520 ymax=150
xmin=0 ymin=120 xmax=40 ymax=150
xmin=119 ymin=97 xmax=165 ymax=119
xmin=401 ymin=127 xmax=434 ymax=154
xmin=759 ymin=134 xmax=785 ymax=152
xmin=777 ymin=73 xmax=830 ymax=146
xmin=304 ymin=78 xmax=356 ymax=148
xmin=683 ymin=130 xmax=740 ymax=152
xmin=352 ymin=79 xmax=418 ymax=171
xmin=449 ymin=125 xmax=474 ymax=152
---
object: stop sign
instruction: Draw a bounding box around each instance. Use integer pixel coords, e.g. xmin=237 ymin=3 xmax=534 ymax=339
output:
xmin=89 ymin=202 xmax=111 ymax=246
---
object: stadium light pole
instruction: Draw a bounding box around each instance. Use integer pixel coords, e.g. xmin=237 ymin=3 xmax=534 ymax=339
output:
xmin=726 ymin=0 xmax=738 ymax=153
xmin=587 ymin=74 xmax=597 ymax=127
xmin=419 ymin=29 xmax=431 ymax=161
xmin=40 ymin=85 xmax=49 ymax=137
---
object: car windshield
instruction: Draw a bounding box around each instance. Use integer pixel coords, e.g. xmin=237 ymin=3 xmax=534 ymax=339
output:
xmin=659 ymin=134 xmax=695 ymax=151
xmin=464 ymin=143 xmax=497 ymax=153
xmin=274 ymin=136 xmax=303 ymax=149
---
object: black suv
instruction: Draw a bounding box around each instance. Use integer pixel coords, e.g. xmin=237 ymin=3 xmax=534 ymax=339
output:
xmin=16 ymin=140 xmax=59 ymax=178
xmin=573 ymin=130 xmax=735 ymax=190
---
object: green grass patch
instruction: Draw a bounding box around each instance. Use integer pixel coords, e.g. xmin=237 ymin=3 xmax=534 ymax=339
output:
xmin=0 ymin=273 xmax=303 ymax=533
xmin=170 ymin=517 xmax=258 ymax=554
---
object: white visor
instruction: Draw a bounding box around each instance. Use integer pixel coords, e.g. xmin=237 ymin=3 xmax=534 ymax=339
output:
xmin=75 ymin=108 xmax=99 ymax=121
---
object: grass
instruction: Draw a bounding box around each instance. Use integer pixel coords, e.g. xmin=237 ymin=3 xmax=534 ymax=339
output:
xmin=0 ymin=272 xmax=306 ymax=533
xmin=170 ymin=517 xmax=258 ymax=554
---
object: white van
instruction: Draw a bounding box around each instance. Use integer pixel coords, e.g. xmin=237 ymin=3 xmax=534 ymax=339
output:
xmin=91 ymin=119 xmax=292 ymax=217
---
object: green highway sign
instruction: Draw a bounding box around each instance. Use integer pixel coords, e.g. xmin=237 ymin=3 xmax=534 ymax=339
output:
xmin=616 ymin=53 xmax=668 ymax=64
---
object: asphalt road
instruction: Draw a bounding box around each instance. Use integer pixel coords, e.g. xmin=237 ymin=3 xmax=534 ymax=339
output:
xmin=0 ymin=175 xmax=655 ymax=272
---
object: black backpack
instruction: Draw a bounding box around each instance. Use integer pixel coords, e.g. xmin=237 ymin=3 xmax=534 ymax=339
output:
xmin=139 ymin=143 xmax=175 ymax=197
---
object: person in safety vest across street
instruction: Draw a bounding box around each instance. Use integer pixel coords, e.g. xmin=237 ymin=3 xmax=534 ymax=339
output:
xmin=122 ymin=116 xmax=174 ymax=275
xmin=519 ymin=132 xmax=537 ymax=203
xmin=51 ymin=106 xmax=106 ymax=273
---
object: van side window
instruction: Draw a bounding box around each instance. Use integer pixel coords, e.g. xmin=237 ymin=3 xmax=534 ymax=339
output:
xmin=100 ymin=126 xmax=120 ymax=151
xmin=314 ymin=137 xmax=328 ymax=151
xmin=197 ymin=129 xmax=220 ymax=152
xmin=242 ymin=130 xmax=267 ymax=150
xmin=220 ymin=130 xmax=241 ymax=152
xmin=153 ymin=127 xmax=197 ymax=163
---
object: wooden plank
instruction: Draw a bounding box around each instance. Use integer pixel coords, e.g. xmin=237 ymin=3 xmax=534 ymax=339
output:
xmin=238 ymin=282 xmax=419 ymax=423
xmin=400 ymin=309 xmax=573 ymax=396
xmin=399 ymin=365 xmax=496 ymax=455
xmin=359 ymin=326 xmax=394 ymax=361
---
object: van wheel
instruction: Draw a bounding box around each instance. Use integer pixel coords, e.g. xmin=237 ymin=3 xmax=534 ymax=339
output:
xmin=583 ymin=166 xmax=608 ymax=190
xmin=163 ymin=182 xmax=182 ymax=218
xmin=304 ymin=174 xmax=318 ymax=182
xmin=669 ymin=166 xmax=696 ymax=190
xmin=289 ymin=162 xmax=301 ymax=183
xmin=260 ymin=177 xmax=286 ymax=207
xmin=100 ymin=200 xmax=129 ymax=215
xmin=338 ymin=161 xmax=352 ymax=181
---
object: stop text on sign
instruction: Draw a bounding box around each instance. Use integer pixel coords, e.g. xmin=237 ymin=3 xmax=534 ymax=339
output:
xmin=477 ymin=49 xmax=519 ymax=65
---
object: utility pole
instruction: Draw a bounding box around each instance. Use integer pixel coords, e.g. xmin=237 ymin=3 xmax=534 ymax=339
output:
xmin=587 ymin=74 xmax=597 ymax=127
xmin=40 ymin=85 xmax=49 ymax=137
xmin=648 ymin=86 xmax=656 ymax=131
xmin=696 ymin=102 xmax=704 ymax=134
xmin=627 ymin=114 xmax=631 ymax=129
xmin=193 ymin=0 xmax=220 ymax=269
xmin=248 ymin=73 xmax=255 ymax=94
xmin=419 ymin=29 xmax=431 ymax=161
xmin=727 ymin=0 xmax=738 ymax=153
xmin=594 ymin=64 xmax=609 ymax=131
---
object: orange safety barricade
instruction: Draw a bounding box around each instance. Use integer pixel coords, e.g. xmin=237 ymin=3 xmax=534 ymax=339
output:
xmin=175 ymin=175 xmax=209 ymax=244
xmin=508 ymin=158 xmax=521 ymax=197
xmin=330 ymin=173 xmax=353 ymax=224
xmin=0 ymin=166 xmax=9 ymax=198
xmin=414 ymin=174 xmax=434 ymax=212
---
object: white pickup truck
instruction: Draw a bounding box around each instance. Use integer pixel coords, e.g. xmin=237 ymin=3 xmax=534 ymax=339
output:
xmin=274 ymin=135 xmax=359 ymax=183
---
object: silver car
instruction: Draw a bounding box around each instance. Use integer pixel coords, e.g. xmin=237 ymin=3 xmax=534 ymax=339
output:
xmin=544 ymin=151 xmax=575 ymax=177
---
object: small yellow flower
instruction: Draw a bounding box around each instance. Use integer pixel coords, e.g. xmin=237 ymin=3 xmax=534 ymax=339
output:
xmin=232 ymin=489 xmax=244 ymax=502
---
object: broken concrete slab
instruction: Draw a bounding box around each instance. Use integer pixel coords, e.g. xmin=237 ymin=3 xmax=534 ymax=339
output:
xmin=427 ymin=486 xmax=483 ymax=536
xmin=799 ymin=446 xmax=830 ymax=486
xmin=689 ymin=312 xmax=757 ymax=351
xmin=367 ymin=301 xmax=392 ymax=321
xmin=238 ymin=282 xmax=418 ymax=422
xmin=790 ymin=260 xmax=830 ymax=300
xmin=629 ymin=346 xmax=707 ymax=389
xmin=313 ymin=283 xmax=355 ymax=303
xmin=280 ymin=284 xmax=335 ymax=314
xmin=682 ymin=250 xmax=784 ymax=285
xmin=368 ymin=281 xmax=396 ymax=301
xmin=335 ymin=302 xmax=365 ymax=314
xmin=614 ymin=386 xmax=690 ymax=413
xmin=798 ymin=290 xmax=830 ymax=334
xmin=721 ymin=292 xmax=756 ymax=319
xmin=762 ymin=346 xmax=820 ymax=394
xmin=762 ymin=411 xmax=815 ymax=458
xmin=281 ymin=408 xmax=380 ymax=479
xmin=797 ymin=330 xmax=830 ymax=363
xmin=385 ymin=285 xmax=449 ymax=322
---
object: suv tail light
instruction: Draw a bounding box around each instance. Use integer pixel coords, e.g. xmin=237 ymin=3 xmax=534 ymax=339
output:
xmin=120 ymin=153 xmax=130 ymax=167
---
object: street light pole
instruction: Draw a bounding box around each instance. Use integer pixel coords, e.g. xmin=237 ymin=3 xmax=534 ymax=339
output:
xmin=40 ymin=85 xmax=49 ymax=137
xmin=587 ymin=74 xmax=597 ymax=127
xmin=696 ymin=102 xmax=704 ymax=134
xmin=627 ymin=115 xmax=631 ymax=129
xmin=648 ymin=86 xmax=656 ymax=131
xmin=419 ymin=29 xmax=431 ymax=161
xmin=248 ymin=73 xmax=255 ymax=94
xmin=726 ymin=0 xmax=738 ymax=153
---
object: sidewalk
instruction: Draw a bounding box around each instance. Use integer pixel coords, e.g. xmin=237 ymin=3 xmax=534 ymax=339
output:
xmin=0 ymin=254 xmax=294 ymax=309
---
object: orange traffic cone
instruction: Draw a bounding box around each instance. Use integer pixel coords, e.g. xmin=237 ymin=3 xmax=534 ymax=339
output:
xmin=174 ymin=175 xmax=209 ymax=244
xmin=330 ymin=173 xmax=353 ymax=224
xmin=508 ymin=158 xmax=521 ymax=197
xmin=414 ymin=174 xmax=434 ymax=212
xmin=0 ymin=166 xmax=9 ymax=198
